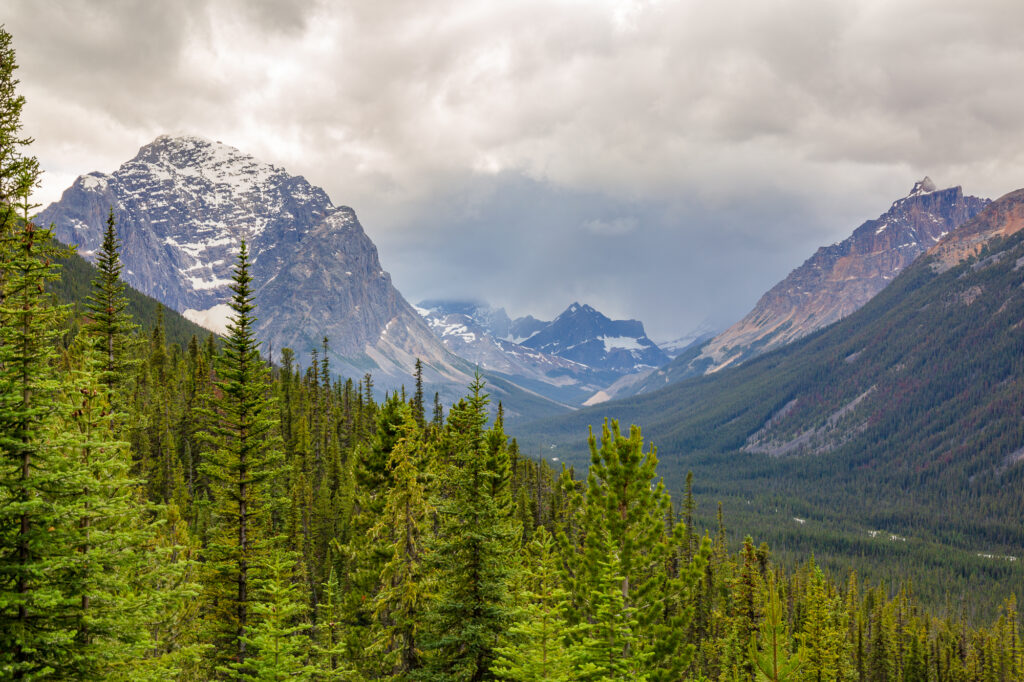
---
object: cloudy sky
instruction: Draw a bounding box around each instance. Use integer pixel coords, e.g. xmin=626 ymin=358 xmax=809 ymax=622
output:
xmin=7 ymin=0 xmax=1024 ymax=340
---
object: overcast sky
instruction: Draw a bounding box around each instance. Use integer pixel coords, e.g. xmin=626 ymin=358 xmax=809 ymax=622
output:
xmin=8 ymin=0 xmax=1024 ymax=340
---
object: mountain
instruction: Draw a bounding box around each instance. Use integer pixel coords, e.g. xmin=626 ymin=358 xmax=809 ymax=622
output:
xmin=520 ymin=303 xmax=669 ymax=372
xmin=49 ymin=236 xmax=215 ymax=349
xmin=516 ymin=188 xmax=1024 ymax=600
xmin=415 ymin=300 xmax=603 ymax=405
xmin=634 ymin=179 xmax=989 ymax=394
xmin=415 ymin=300 xmax=671 ymax=406
xmin=35 ymin=135 xmax=565 ymax=420
xmin=656 ymin=322 xmax=718 ymax=359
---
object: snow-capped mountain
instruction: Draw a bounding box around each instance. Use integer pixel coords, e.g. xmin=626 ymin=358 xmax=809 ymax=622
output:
xmin=36 ymin=135 xmax=565 ymax=418
xmin=656 ymin=322 xmax=719 ymax=359
xmin=415 ymin=300 xmax=669 ymax=405
xmin=630 ymin=177 xmax=990 ymax=394
xmin=520 ymin=303 xmax=669 ymax=373
xmin=415 ymin=300 xmax=606 ymax=405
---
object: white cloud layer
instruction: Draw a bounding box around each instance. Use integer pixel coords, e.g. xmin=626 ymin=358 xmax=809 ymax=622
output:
xmin=7 ymin=0 xmax=1024 ymax=338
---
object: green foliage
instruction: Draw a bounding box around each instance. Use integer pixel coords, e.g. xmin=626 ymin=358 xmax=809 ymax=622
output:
xmin=370 ymin=405 xmax=433 ymax=679
xmin=199 ymin=241 xmax=286 ymax=676
xmin=420 ymin=375 xmax=520 ymax=681
xmin=492 ymin=527 xmax=575 ymax=682
xmin=518 ymin=224 xmax=1024 ymax=615
xmin=750 ymin=571 xmax=802 ymax=682
xmin=1 ymin=27 xmax=1021 ymax=680
xmin=84 ymin=208 xmax=137 ymax=389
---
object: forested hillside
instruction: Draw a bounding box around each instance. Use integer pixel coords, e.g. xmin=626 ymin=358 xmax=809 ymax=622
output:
xmin=47 ymin=224 xmax=218 ymax=348
xmin=518 ymin=191 xmax=1024 ymax=614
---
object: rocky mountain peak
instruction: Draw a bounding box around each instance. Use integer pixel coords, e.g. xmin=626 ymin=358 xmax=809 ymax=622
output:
xmin=640 ymin=179 xmax=990 ymax=388
xmin=909 ymin=176 xmax=937 ymax=196
xmin=35 ymin=134 xmax=459 ymax=388
xmin=522 ymin=302 xmax=668 ymax=373
xmin=38 ymin=134 xmax=337 ymax=313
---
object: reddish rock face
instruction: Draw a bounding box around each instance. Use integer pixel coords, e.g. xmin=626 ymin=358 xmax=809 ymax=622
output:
xmin=632 ymin=181 xmax=990 ymax=395
xmin=697 ymin=182 xmax=988 ymax=372
xmin=927 ymin=188 xmax=1024 ymax=272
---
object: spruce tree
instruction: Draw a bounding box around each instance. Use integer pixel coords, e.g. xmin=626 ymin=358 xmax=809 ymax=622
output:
xmin=421 ymin=375 xmax=520 ymax=681
xmin=370 ymin=405 xmax=433 ymax=679
xmin=199 ymin=241 xmax=286 ymax=677
xmin=84 ymin=207 xmax=137 ymax=390
xmin=0 ymin=28 xmax=73 ymax=675
xmin=230 ymin=547 xmax=314 ymax=682
xmin=412 ymin=358 xmax=425 ymax=427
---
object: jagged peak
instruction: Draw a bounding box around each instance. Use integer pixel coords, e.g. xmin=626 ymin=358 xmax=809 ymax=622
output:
xmin=561 ymin=301 xmax=597 ymax=316
xmin=908 ymin=176 xmax=938 ymax=197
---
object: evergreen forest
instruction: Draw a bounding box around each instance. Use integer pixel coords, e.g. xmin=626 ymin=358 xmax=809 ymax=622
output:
xmin=1 ymin=25 xmax=1022 ymax=682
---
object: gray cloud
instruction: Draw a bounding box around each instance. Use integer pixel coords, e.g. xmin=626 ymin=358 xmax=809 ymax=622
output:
xmin=7 ymin=0 xmax=1024 ymax=339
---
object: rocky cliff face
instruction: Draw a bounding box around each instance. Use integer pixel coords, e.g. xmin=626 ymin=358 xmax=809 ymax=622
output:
xmin=638 ymin=179 xmax=989 ymax=390
xmin=927 ymin=188 xmax=1024 ymax=272
xmin=36 ymin=135 xmax=471 ymax=391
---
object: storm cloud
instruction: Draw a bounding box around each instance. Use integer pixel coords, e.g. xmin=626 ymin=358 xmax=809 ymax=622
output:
xmin=7 ymin=0 xmax=1024 ymax=339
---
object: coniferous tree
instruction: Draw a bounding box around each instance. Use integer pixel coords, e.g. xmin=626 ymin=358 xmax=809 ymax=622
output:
xmin=84 ymin=207 xmax=137 ymax=390
xmin=492 ymin=527 xmax=576 ymax=682
xmin=199 ymin=241 xmax=287 ymax=677
xmin=421 ymin=375 xmax=520 ymax=681
xmin=750 ymin=571 xmax=802 ymax=682
xmin=574 ymin=549 xmax=649 ymax=682
xmin=230 ymin=547 xmax=314 ymax=682
xmin=370 ymin=404 xmax=433 ymax=679
xmin=0 ymin=29 xmax=74 ymax=674
xmin=412 ymin=358 xmax=425 ymax=427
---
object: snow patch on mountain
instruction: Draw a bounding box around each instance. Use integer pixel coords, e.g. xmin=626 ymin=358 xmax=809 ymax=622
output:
xmin=183 ymin=303 xmax=234 ymax=335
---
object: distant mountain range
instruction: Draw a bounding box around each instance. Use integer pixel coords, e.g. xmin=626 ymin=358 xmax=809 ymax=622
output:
xmin=416 ymin=300 xmax=669 ymax=406
xmin=630 ymin=178 xmax=989 ymax=396
xmin=36 ymin=135 xmax=565 ymax=420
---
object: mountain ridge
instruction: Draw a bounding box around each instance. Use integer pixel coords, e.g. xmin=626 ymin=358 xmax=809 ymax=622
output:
xmin=631 ymin=179 xmax=989 ymax=394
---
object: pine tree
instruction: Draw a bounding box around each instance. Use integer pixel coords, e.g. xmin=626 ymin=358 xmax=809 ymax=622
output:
xmin=199 ymin=241 xmax=287 ymax=676
xmin=574 ymin=549 xmax=649 ymax=682
xmin=750 ymin=571 xmax=802 ymax=682
xmin=797 ymin=563 xmax=852 ymax=682
xmin=568 ymin=421 xmax=674 ymax=666
xmin=491 ymin=527 xmax=575 ymax=682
